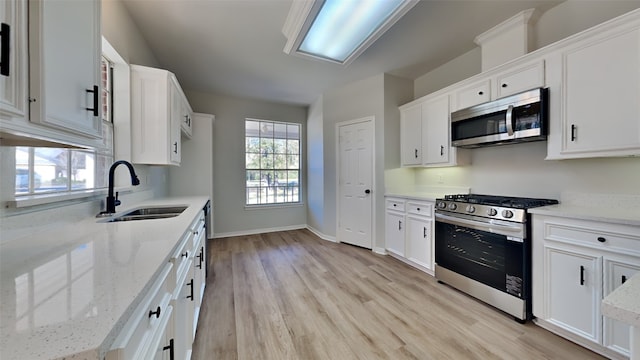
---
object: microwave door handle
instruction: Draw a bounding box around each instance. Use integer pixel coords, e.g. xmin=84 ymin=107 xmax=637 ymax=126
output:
xmin=506 ymin=105 xmax=514 ymax=136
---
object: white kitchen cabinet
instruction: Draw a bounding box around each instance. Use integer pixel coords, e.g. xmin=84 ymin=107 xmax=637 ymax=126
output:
xmin=179 ymin=93 xmax=194 ymax=139
xmin=421 ymin=94 xmax=456 ymax=166
xmin=405 ymin=201 xmax=434 ymax=272
xmin=451 ymin=60 xmax=544 ymax=111
xmin=532 ymin=214 xmax=640 ymax=358
xmin=400 ymin=103 xmax=422 ymax=166
xmin=385 ymin=196 xmax=436 ymax=274
xmin=28 ymin=0 xmax=102 ymax=138
xmin=545 ymin=245 xmax=602 ymax=343
xmin=0 ymin=0 xmax=27 ymax=121
xmin=1 ymin=0 xmax=105 ymax=148
xmin=385 ymin=198 xmax=406 ymax=257
xmin=452 ymin=79 xmax=491 ymax=111
xmin=400 ymin=93 xmax=466 ymax=168
xmin=131 ymin=65 xmax=193 ymax=166
xmin=191 ymin=215 xmax=207 ymax=337
xmin=545 ymin=16 xmax=640 ymax=159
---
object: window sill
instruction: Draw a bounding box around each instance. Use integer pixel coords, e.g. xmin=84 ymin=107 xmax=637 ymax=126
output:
xmin=6 ymin=188 xmax=132 ymax=209
xmin=244 ymin=203 xmax=304 ymax=210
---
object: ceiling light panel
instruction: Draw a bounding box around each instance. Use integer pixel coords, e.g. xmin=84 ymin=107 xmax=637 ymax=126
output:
xmin=283 ymin=0 xmax=418 ymax=65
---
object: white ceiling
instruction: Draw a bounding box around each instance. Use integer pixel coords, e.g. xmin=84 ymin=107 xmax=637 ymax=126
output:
xmin=121 ymin=0 xmax=563 ymax=106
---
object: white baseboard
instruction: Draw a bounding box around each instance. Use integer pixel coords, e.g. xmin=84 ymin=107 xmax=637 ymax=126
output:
xmin=373 ymin=247 xmax=387 ymax=255
xmin=213 ymin=224 xmax=306 ymax=239
xmin=306 ymin=225 xmax=337 ymax=243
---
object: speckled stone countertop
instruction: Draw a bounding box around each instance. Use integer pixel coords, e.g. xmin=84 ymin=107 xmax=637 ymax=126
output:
xmin=528 ymin=204 xmax=640 ymax=226
xmin=602 ymin=273 xmax=640 ymax=327
xmin=0 ymin=196 xmax=209 ymax=360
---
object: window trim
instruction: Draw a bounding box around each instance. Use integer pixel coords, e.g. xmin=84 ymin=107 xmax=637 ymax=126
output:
xmin=244 ymin=118 xmax=302 ymax=207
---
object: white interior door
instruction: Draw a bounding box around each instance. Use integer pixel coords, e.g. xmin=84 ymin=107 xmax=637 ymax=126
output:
xmin=337 ymin=118 xmax=373 ymax=249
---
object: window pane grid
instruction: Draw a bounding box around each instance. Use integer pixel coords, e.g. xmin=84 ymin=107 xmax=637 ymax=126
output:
xmin=245 ymin=119 xmax=300 ymax=205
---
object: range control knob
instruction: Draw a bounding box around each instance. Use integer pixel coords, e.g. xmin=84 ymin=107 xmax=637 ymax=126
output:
xmin=437 ymin=202 xmax=447 ymax=209
xmin=487 ymin=208 xmax=498 ymax=216
xmin=448 ymin=203 xmax=457 ymax=210
xmin=502 ymin=210 xmax=514 ymax=219
xmin=466 ymin=205 xmax=476 ymax=213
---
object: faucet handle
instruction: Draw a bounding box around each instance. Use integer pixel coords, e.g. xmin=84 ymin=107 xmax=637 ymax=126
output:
xmin=115 ymin=191 xmax=121 ymax=207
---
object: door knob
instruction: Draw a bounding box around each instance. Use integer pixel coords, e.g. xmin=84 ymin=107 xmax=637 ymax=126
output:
xmin=365 ymin=189 xmax=371 ymax=194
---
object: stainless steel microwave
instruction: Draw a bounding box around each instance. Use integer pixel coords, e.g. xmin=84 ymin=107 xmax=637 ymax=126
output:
xmin=451 ymin=87 xmax=549 ymax=148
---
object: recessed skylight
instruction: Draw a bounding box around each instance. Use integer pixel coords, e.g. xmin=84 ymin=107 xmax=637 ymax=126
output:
xmin=283 ymin=0 xmax=418 ymax=65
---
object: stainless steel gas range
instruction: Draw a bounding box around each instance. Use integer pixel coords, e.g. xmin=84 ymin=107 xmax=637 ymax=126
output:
xmin=434 ymin=194 xmax=558 ymax=322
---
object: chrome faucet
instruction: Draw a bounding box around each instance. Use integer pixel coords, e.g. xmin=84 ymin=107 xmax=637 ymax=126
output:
xmin=99 ymin=160 xmax=140 ymax=216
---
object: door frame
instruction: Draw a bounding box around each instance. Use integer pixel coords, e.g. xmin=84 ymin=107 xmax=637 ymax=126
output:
xmin=335 ymin=116 xmax=376 ymax=250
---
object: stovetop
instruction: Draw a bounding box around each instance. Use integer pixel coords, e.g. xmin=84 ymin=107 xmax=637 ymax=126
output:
xmin=436 ymin=194 xmax=558 ymax=223
xmin=442 ymin=194 xmax=559 ymax=209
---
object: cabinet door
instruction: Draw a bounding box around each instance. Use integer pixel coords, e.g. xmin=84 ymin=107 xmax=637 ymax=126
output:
xmin=545 ymin=246 xmax=602 ymax=343
xmin=406 ymin=215 xmax=432 ymax=271
xmin=421 ymin=95 xmax=451 ymax=165
xmin=452 ymin=79 xmax=491 ymax=111
xmin=180 ymin=98 xmax=193 ymax=138
xmin=0 ymin=0 xmax=27 ymax=120
xmin=174 ymin=261 xmax=195 ymax=360
xmin=28 ymin=0 xmax=101 ymax=138
xmin=560 ymin=27 xmax=640 ymax=156
xmin=495 ymin=60 xmax=544 ymax=99
xmin=169 ymin=78 xmax=181 ymax=164
xmin=603 ymin=259 xmax=640 ymax=356
xmin=400 ymin=103 xmax=422 ymax=166
xmin=385 ymin=211 xmax=405 ymax=257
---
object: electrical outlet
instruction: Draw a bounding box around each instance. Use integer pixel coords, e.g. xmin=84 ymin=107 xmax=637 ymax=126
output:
xmin=437 ymin=174 xmax=444 ymax=184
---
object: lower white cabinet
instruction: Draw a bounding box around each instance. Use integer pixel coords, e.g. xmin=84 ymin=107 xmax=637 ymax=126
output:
xmin=107 ymin=208 xmax=208 ymax=360
xmin=385 ymin=198 xmax=406 ymax=257
xmin=385 ymin=196 xmax=435 ymax=274
xmin=532 ymin=214 xmax=640 ymax=358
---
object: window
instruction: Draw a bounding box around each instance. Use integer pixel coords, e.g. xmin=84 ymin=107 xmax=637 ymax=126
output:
xmin=245 ymin=119 xmax=301 ymax=205
xmin=14 ymin=57 xmax=115 ymax=196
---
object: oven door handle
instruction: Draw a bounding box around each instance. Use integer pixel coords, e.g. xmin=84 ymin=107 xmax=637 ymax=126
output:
xmin=435 ymin=212 xmax=524 ymax=238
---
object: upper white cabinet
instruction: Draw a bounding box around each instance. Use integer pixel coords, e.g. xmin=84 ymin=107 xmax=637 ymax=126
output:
xmin=400 ymin=93 xmax=465 ymax=168
xmin=131 ymin=65 xmax=193 ymax=166
xmin=451 ymin=60 xmax=544 ymax=111
xmin=1 ymin=0 xmax=103 ymax=148
xmin=28 ymin=0 xmax=102 ymax=138
xmin=422 ymin=94 xmax=454 ymax=166
xmin=546 ymin=13 xmax=640 ymax=159
xmin=0 ymin=0 xmax=27 ymax=120
xmin=400 ymin=103 xmax=422 ymax=166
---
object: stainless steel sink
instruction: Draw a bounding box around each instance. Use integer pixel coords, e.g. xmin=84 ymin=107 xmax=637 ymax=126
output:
xmin=100 ymin=206 xmax=188 ymax=223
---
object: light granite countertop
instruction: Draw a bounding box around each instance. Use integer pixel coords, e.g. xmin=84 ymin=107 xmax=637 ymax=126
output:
xmin=0 ymin=196 xmax=209 ymax=360
xmin=602 ymin=273 xmax=640 ymax=328
xmin=528 ymin=204 xmax=640 ymax=227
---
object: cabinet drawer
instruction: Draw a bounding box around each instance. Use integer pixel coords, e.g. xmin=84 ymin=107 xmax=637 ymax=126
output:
xmin=495 ymin=60 xmax=545 ymax=99
xmin=406 ymin=202 xmax=433 ymax=218
xmin=386 ymin=198 xmax=406 ymax=212
xmin=107 ymin=263 xmax=173 ymax=360
xmin=544 ymin=221 xmax=640 ymax=256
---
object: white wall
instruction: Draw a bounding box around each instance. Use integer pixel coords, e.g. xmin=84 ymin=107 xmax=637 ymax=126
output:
xmin=306 ymin=96 xmax=325 ymax=235
xmin=184 ymin=90 xmax=307 ymax=237
xmin=408 ymin=3 xmax=640 ymax=199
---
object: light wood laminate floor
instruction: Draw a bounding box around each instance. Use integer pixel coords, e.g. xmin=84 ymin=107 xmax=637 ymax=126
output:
xmin=192 ymin=229 xmax=603 ymax=360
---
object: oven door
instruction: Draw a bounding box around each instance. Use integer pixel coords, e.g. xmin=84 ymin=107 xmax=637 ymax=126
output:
xmin=435 ymin=212 xmax=527 ymax=298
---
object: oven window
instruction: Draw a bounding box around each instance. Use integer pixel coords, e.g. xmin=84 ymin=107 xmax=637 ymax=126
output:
xmin=435 ymin=221 xmax=525 ymax=298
